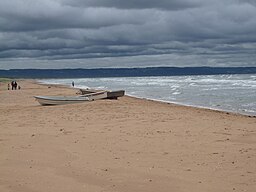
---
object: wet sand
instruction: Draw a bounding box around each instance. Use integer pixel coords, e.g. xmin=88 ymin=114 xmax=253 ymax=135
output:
xmin=0 ymin=80 xmax=256 ymax=192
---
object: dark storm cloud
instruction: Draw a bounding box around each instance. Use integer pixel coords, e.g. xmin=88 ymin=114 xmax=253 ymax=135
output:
xmin=0 ymin=0 xmax=256 ymax=69
xmin=0 ymin=4 xmax=147 ymax=31
xmin=63 ymin=0 xmax=200 ymax=10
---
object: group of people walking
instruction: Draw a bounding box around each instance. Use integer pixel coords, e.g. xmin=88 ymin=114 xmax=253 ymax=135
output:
xmin=8 ymin=81 xmax=20 ymax=90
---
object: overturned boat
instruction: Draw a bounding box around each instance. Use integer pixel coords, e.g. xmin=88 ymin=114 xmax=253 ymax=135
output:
xmin=106 ymin=90 xmax=125 ymax=99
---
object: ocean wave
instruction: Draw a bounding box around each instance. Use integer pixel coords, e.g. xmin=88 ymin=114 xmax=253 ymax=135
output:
xmin=38 ymin=73 xmax=256 ymax=116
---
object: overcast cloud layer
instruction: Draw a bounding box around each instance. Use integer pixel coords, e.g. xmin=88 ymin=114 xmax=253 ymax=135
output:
xmin=0 ymin=0 xmax=256 ymax=69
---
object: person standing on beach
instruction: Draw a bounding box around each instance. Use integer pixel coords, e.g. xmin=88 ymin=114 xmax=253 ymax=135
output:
xmin=72 ymin=81 xmax=74 ymax=87
xmin=7 ymin=83 xmax=10 ymax=90
xmin=11 ymin=81 xmax=14 ymax=90
xmin=14 ymin=81 xmax=17 ymax=90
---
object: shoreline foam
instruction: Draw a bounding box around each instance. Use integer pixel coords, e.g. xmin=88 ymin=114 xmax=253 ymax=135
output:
xmin=126 ymin=94 xmax=256 ymax=118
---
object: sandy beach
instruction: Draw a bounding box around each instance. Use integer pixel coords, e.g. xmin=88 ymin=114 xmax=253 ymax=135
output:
xmin=0 ymin=80 xmax=255 ymax=192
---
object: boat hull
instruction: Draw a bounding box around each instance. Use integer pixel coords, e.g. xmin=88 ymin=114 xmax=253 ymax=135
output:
xmin=79 ymin=89 xmax=125 ymax=99
xmin=82 ymin=91 xmax=108 ymax=101
xmin=34 ymin=96 xmax=90 ymax=106
xmin=107 ymin=90 xmax=125 ymax=99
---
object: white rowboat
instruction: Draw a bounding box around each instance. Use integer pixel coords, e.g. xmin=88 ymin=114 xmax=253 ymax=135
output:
xmin=83 ymin=91 xmax=108 ymax=101
xmin=34 ymin=96 xmax=90 ymax=106
xmin=79 ymin=89 xmax=125 ymax=99
xmin=35 ymin=91 xmax=108 ymax=105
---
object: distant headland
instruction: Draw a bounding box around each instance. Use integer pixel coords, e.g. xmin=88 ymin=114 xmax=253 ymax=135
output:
xmin=0 ymin=67 xmax=256 ymax=78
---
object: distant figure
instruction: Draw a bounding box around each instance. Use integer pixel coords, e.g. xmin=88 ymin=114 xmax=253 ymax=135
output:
xmin=72 ymin=81 xmax=75 ymax=87
xmin=18 ymin=85 xmax=21 ymax=90
xmin=8 ymin=83 xmax=10 ymax=90
xmin=11 ymin=81 xmax=14 ymax=90
xmin=14 ymin=81 xmax=17 ymax=90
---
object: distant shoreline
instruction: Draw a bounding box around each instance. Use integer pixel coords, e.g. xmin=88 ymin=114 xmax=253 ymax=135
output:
xmin=1 ymin=66 xmax=256 ymax=78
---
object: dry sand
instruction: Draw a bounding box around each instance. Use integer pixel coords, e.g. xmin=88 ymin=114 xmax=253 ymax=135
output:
xmin=0 ymin=80 xmax=256 ymax=192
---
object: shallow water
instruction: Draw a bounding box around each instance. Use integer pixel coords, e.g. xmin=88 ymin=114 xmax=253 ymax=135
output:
xmin=39 ymin=74 xmax=256 ymax=116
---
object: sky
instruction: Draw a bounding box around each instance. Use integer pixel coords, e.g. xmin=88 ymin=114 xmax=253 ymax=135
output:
xmin=0 ymin=0 xmax=256 ymax=69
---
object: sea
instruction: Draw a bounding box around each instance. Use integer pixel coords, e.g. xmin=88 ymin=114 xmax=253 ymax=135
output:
xmin=39 ymin=74 xmax=256 ymax=116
